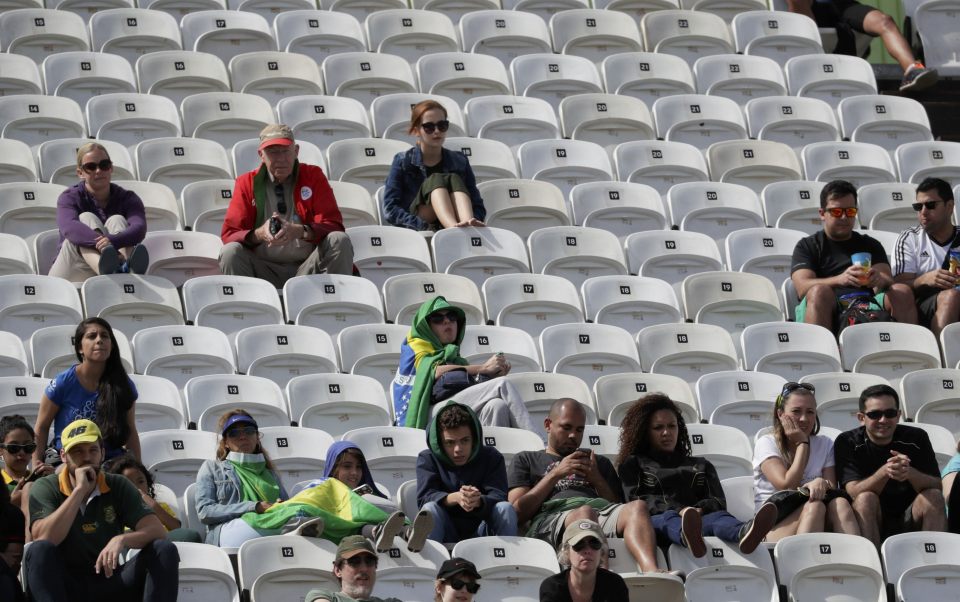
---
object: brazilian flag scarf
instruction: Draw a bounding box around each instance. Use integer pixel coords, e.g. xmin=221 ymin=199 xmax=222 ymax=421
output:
xmin=392 ymin=296 xmax=467 ymax=429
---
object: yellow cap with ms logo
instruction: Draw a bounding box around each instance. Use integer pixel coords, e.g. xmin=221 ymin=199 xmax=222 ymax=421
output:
xmin=62 ymin=419 xmax=101 ymax=452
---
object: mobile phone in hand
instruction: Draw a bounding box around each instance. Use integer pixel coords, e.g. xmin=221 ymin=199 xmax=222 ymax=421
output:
xmin=576 ymin=448 xmax=592 ymax=456
xmin=353 ymin=484 xmax=374 ymax=496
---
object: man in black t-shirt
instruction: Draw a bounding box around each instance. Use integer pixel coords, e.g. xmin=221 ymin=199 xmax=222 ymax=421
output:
xmin=507 ymin=399 xmax=662 ymax=574
xmin=791 ymin=179 xmax=917 ymax=333
xmin=834 ymin=385 xmax=945 ymax=546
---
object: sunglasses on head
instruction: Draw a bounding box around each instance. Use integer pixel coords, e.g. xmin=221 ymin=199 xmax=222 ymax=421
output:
xmin=912 ymin=199 xmax=948 ymax=211
xmin=345 ymin=555 xmax=378 ymax=568
xmin=81 ymin=159 xmax=113 ymax=174
xmin=864 ymin=408 xmax=899 ymax=420
xmin=420 ymin=120 xmax=449 ymax=134
xmin=824 ymin=207 xmax=858 ymax=218
xmin=446 ymin=579 xmax=481 ymax=594
xmin=427 ymin=311 xmax=458 ymax=325
xmin=776 ymin=382 xmax=815 ymax=407
xmin=572 ymin=538 xmax=603 ymax=552
xmin=0 ymin=442 xmax=36 ymax=454
xmin=225 ymin=425 xmax=258 ymax=439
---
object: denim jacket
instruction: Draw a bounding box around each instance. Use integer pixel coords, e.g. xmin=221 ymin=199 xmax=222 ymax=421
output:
xmin=381 ymin=145 xmax=486 ymax=231
xmin=194 ymin=459 xmax=289 ymax=545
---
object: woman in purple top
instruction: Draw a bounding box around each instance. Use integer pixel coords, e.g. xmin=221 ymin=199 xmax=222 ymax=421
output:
xmin=48 ymin=142 xmax=149 ymax=281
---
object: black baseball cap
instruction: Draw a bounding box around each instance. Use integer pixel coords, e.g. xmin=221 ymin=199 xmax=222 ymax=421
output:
xmin=436 ymin=557 xmax=481 ymax=581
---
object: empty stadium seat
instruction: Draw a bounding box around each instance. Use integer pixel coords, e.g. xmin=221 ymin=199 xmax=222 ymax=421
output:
xmin=182 ymin=274 xmax=283 ymax=336
xmin=502 ymin=371 xmax=596 ymax=428
xmin=327 ymin=180 xmax=378 ymax=228
xmin=32 ymin=230 xmax=60 ymax=276
xmin=775 ymin=533 xmax=884 ymax=602
xmin=641 ymin=10 xmax=734 ymax=66
xmin=685 ymin=422 xmax=753 ymax=479
xmin=517 ymin=139 xmax=614 ymax=202
xmin=725 ymin=227 xmax=806 ymax=287
xmin=273 ymin=10 xmax=365 ymax=64
xmin=173 ymin=541 xmax=240 ymax=602
xmin=784 ymin=54 xmax=877 ymax=108
xmin=227 ymin=0 xmax=314 ymax=19
xmin=581 ymin=274 xmax=682 ymax=336
xmin=136 ymin=50 xmax=230 ymax=106
xmin=601 ymin=51 xmax=695 ymax=109
xmin=321 ymin=51 xmax=417 ymax=104
xmin=460 ymin=324 xmax=543 ymax=373
xmin=838 ymin=95 xmax=933 ymax=154
xmin=509 ymin=53 xmax=603 ymax=112
xmin=667 ymin=181 xmax=766 ymax=243
xmin=595 ymin=372 xmax=697 ymax=426
xmin=110 ymin=180 xmax=180 ymax=233
xmin=346 ymin=224 xmax=431 ymax=290
xmin=731 ymin=10 xmax=822 ymax=66
xmin=86 ymin=93 xmax=182 ymax=148
xmin=801 ymin=371 xmax=892 ymax=431
xmin=744 ymin=96 xmax=840 ymax=152
xmin=613 ymin=140 xmax=709 ymax=195
xmin=282 ymin=273 xmax=384 ymax=335
xmin=179 ymin=178 xmax=233 ymax=235
xmin=0 ymin=53 xmax=43 ymax=96
xmin=237 ymin=536 xmax=338 ymax=602
xmin=0 ymin=183 xmax=62 ymax=237
xmin=942 ymin=322 xmax=960 ymax=369
xmin=801 ymin=141 xmax=897 ymax=188
xmin=41 ymin=51 xmax=136 ymax=108
xmin=132 ymin=324 xmax=235 ymax=389
xmin=896 ymin=141 xmax=960 ymax=185
xmin=184 ymin=373 xmax=288 ymax=432
xmin=0 ymin=234 xmax=34 ymax=276
xmin=138 ymin=0 xmax=225 ymax=18
xmin=141 ymin=231 xmax=223 ymax=287
xmin=857 ymin=182 xmax=917 ymax=233
xmin=549 ymin=9 xmax=643 ymax=63
xmin=463 ymin=94 xmax=560 ymax=151
xmin=706 ymin=139 xmax=803 ymax=195
xmin=370 ymin=92 xmax=466 ymax=141
xmin=134 ymin=137 xmax=232 ymax=198
xmin=180 ymin=10 xmax=274 ymax=64
xmin=624 ymin=230 xmax=723 ymax=285
xmin=540 ymin=322 xmax=641 ymax=389
xmin=526 ymin=225 xmax=627 ymax=289
xmin=500 ymin=0 xmax=589 ymax=23
xmin=0 ymin=94 xmax=85 ymax=147
xmin=0 ymin=274 xmax=82 ymax=341
xmin=366 ymin=9 xmax=458 ymax=63
xmin=442 ymin=136 xmax=518 ymax=182
xmin=669 ymin=536 xmax=778 ymax=602
xmin=483 ymin=273 xmax=583 ymax=337
xmin=740 ymin=321 xmax=841 ymax=382
xmin=636 ymin=322 xmax=739 ymax=388
xmin=477 ymin=179 xmax=571 ymax=240
xmin=234 ymin=323 xmax=338 ymax=389
xmin=459 ymin=10 xmax=552 ymax=66
xmin=258 ymin=425 xmax=333 ymax=489
xmin=761 ymin=180 xmax=825 ymax=233
xmin=0 ymin=9 xmax=89 ymax=64
xmin=652 ymin=93 xmax=747 ymax=148
xmin=695 ymin=369 xmax=784 ymax=438
xmin=416 ymin=53 xmax=511 ymax=112
xmin=318 ymin=0 xmax=405 ymax=22
xmin=337 ymin=322 xmax=410 ymax=393
xmin=568 ymin=181 xmax=667 ymax=242
xmin=914 ymin=0 xmax=960 ymax=75
xmin=141 ymin=429 xmax=218 ymax=497
xmin=839 ymin=322 xmax=942 ymax=387
xmin=383 ymin=272 xmax=484 ymax=325
xmin=228 ymin=51 xmax=323 ymax=107
xmin=558 ymin=93 xmax=655 ymax=150
xmin=881 ymin=531 xmax=960 ymax=602
xmin=340 ymin=425 xmax=426 ymax=496
xmin=900 ymin=368 xmax=960 ymax=438
xmin=179 ymin=92 xmax=274 ymax=150
xmin=88 ymin=8 xmax=181 ymax=65
xmin=0 ymin=376 xmax=45 ymax=428
xmin=287 ymin=372 xmax=392 ymax=436
xmin=452 ymin=536 xmax=560 ymax=601
xmin=128 ymin=373 xmax=186 ymax=432
xmin=81 ymin=274 xmax=184 ymax=336
xmin=681 ymin=271 xmax=782 ymax=353
xmin=327 ymin=137 xmax=410 ymax=195
xmin=693 ymin=54 xmax=786 ymax=102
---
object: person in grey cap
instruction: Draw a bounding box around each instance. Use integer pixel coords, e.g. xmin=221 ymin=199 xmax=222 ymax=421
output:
xmin=539 ymin=519 xmax=628 ymax=602
xmin=220 ymin=123 xmax=354 ymax=288
xmin=434 ymin=557 xmax=480 ymax=602
xmin=306 ymin=535 xmax=401 ymax=602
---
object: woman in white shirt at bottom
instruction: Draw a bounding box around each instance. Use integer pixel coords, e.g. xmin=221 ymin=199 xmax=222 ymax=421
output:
xmin=753 ymin=382 xmax=861 ymax=541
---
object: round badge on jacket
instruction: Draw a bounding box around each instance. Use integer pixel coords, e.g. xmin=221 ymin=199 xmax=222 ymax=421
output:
xmin=301 ymin=186 xmax=312 ymax=200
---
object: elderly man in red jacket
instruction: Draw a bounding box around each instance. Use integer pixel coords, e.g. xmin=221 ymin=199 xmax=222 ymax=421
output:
xmin=220 ymin=124 xmax=354 ymax=287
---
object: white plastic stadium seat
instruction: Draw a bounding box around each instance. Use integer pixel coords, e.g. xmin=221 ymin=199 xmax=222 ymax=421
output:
xmin=641 ymin=10 xmax=734 ymax=67
xmin=695 ymin=370 xmax=784 ymax=439
xmin=900 ymin=369 xmax=960 ymax=438
xmin=458 ymin=10 xmax=552 ymax=66
xmin=517 ymin=139 xmax=614 ymax=202
xmin=837 ymin=95 xmax=933 ymax=153
xmin=774 ymin=533 xmax=884 ymax=602
xmin=134 ymin=137 xmax=232 ymax=198
xmin=257 ymin=425 xmax=333 ymax=490
xmin=141 ymin=231 xmax=223 ymax=287
xmin=327 ymin=138 xmax=410 ymax=195
xmin=460 ymin=324 xmax=542 ymax=373
xmin=321 ymin=51 xmax=417 ymax=104
xmin=693 ymin=54 xmax=786 ymax=102
xmin=110 ymin=180 xmax=180 ymax=233
xmin=81 ymin=274 xmax=184 ymax=337
xmin=464 ymin=95 xmax=560 ymax=151
xmin=179 ymin=10 xmax=274 ymax=64
xmin=0 ymin=53 xmax=43 ymax=96
xmin=569 ymin=181 xmax=667 ymax=242
xmin=132 ymin=324 xmax=235 ymax=390
xmin=0 ymin=235 xmax=33 ymax=276
xmin=914 ymin=0 xmax=960 ymax=75
xmin=88 ymin=8 xmax=182 ymax=65
xmin=624 ymin=230 xmax=723 ymax=285
xmin=558 ymin=93 xmax=655 ymax=150
xmin=527 ymin=225 xmax=627 ymax=289
xmin=0 ymin=376 xmax=46 ymax=428
xmin=477 ymin=179 xmax=571 ymax=241
xmin=337 ymin=323 xmax=410 ymax=394
xmin=740 ymin=321 xmax=841 ymax=382
xmin=287 ymin=373 xmax=391 ymax=436
xmin=509 ymin=53 xmax=603 ymax=112
xmin=273 ymin=10 xmax=365 ymax=64
xmin=0 ymin=95 xmax=85 ymax=147
xmin=282 ymin=273 xmax=383 ymax=335
xmin=725 ymin=227 xmax=806 ymax=287
xmin=442 ymin=137 xmax=517 ymax=183
xmin=416 ymin=52 xmax=511 ymax=110
xmin=86 ymin=93 xmax=182 ymax=148
xmin=0 ymin=275 xmax=82 ymax=341
xmin=182 ymin=274 xmax=283 ymax=337
xmin=581 ymin=275 xmax=682 ymax=335
xmin=636 ymin=323 xmax=739 ymax=388
xmin=370 ymin=92 xmax=465 ymax=141
xmin=680 ymin=271 xmax=782 ymax=352
xmin=744 ymin=96 xmax=840 ymax=153
xmin=235 ymin=324 xmax=338 ymax=389
xmin=366 ymin=9 xmax=459 ymax=64
xmin=128 ymin=373 xmax=186 ymax=432
xmin=857 ymin=182 xmax=918 ymax=234
xmin=685 ymin=422 xmax=753 ymax=479
xmin=482 ymin=273 xmax=583 ymax=338
xmin=173 ymin=542 xmax=240 ymax=602
xmin=383 ymin=273 xmax=484 ymax=325
xmin=140 ymin=429 xmax=218 ymax=497
xmin=500 ymin=0 xmax=589 ymax=24
xmin=183 ymin=373 xmax=288 ymax=432
xmin=346 ymin=225 xmax=431 ymax=291
xmin=549 ymin=9 xmax=643 ymax=64
xmin=784 ymin=54 xmax=877 ymax=109
xmin=327 ymin=180 xmax=378 ymax=228
xmin=502 ymin=371 xmax=596 ymax=428
xmin=839 ymin=322 xmax=941 ymax=386
xmin=601 ymin=52 xmax=694 ymax=109
xmin=895 ymin=141 xmax=960 ymax=185
xmin=180 ymin=179 xmax=233 ymax=236
xmin=800 ymin=371 xmax=891 ymax=432
xmin=0 ymin=180 xmax=60 ymax=236
xmin=228 ymin=51 xmax=323 ymax=107
xmin=452 ymin=536 xmax=560 ymax=602
xmin=41 ymin=51 xmax=136 ymax=108
xmin=761 ymin=180 xmax=825 ymax=234
xmin=137 ymin=0 xmax=226 ymax=17
xmin=238 ymin=536 xmax=338 ymax=602
xmin=801 ymin=141 xmax=897 ymax=188
xmin=0 ymin=9 xmax=89 ymax=64
xmin=652 ymin=94 xmax=747 ymax=148
xmin=595 ymin=372 xmax=697 ymax=427
xmin=540 ymin=322 xmax=641 ymax=389
xmin=667 ymin=181 xmax=765 ymax=243
xmin=706 ymin=139 xmax=803 ymax=195
xmin=180 ymin=92 xmax=274 ymax=150
xmin=613 ymin=140 xmax=709 ymax=196
xmin=669 ymin=536 xmax=778 ymax=602
xmin=318 ymin=0 xmax=405 ymax=22
xmin=881 ymin=531 xmax=960 ymax=602
xmin=732 ymin=10 xmax=822 ymax=66
xmin=135 ymin=51 xmax=230 ymax=106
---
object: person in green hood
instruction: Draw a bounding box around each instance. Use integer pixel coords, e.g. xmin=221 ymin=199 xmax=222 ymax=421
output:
xmin=416 ymin=403 xmax=518 ymax=543
xmin=393 ymin=296 xmax=535 ymax=431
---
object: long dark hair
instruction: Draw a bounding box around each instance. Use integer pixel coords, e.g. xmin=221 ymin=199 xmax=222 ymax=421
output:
xmin=74 ymin=317 xmax=134 ymax=450
xmin=617 ymin=393 xmax=693 ymax=467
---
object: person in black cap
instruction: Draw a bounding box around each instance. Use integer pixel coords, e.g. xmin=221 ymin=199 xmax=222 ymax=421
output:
xmin=434 ymin=557 xmax=481 ymax=602
xmin=539 ymin=519 xmax=627 ymax=602
xmin=306 ymin=535 xmax=402 ymax=602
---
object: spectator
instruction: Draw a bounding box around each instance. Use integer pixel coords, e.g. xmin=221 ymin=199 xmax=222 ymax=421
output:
xmin=508 ymin=398 xmax=664 ymax=574
xmin=618 ymin=394 xmax=777 ymax=557
xmin=220 ymin=123 xmax=354 ymax=288
xmin=786 ymin=0 xmax=937 ymax=92
xmin=0 ymin=483 xmax=25 ymax=602
xmin=24 ymin=419 xmax=178 ymax=602
xmin=194 ymin=410 xmax=290 ymax=547
xmin=305 ymin=535 xmax=402 ymax=602
xmin=393 ymin=296 xmax=534 ymax=431
xmin=834 ymin=384 xmax=946 ymax=546
xmin=791 ymin=179 xmax=916 ymax=333
xmin=893 ymin=178 xmax=960 ymax=337
xmin=754 ymin=383 xmax=860 ymax=541
xmin=105 ymin=454 xmax=202 ymax=543
xmin=383 ymin=99 xmax=485 ymax=231
xmin=33 ymin=318 xmax=140 ymax=469
xmin=539 ymin=519 xmax=628 ymax=602
xmin=2 ymin=415 xmax=54 ymax=510
xmin=434 ymin=557 xmax=481 ymax=602
xmin=416 ymin=402 xmax=518 ymax=544
xmin=942 ymin=440 xmax=960 ymax=534
xmin=48 ymin=142 xmax=149 ymax=281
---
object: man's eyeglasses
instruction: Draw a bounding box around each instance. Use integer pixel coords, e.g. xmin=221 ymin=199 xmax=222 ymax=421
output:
xmin=427 ymin=311 xmax=458 ymax=325
xmin=224 ymin=425 xmax=258 ymax=439
xmin=447 ymin=579 xmax=481 ymax=594
xmin=420 ymin=120 xmax=449 ymax=135
xmin=864 ymin=408 xmax=900 ymax=420
xmin=776 ymin=382 xmax=815 ymax=407
xmin=912 ymin=199 xmax=949 ymax=211
xmin=81 ymin=159 xmax=113 ymax=174
xmin=0 ymin=442 xmax=36 ymax=454
xmin=344 ymin=555 xmax=378 ymax=568
xmin=572 ymin=538 xmax=603 ymax=552
xmin=823 ymin=207 xmax=858 ymax=218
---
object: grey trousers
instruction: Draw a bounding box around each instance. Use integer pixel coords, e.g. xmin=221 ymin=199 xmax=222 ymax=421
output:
xmin=219 ymin=230 xmax=354 ymax=288
xmin=49 ymin=212 xmax=128 ymax=282
xmin=433 ymin=376 xmax=536 ymax=431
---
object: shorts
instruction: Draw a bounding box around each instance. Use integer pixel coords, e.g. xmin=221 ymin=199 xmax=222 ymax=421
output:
xmin=812 ymin=0 xmax=875 ymax=35
xmin=794 ymin=291 xmax=886 ymax=322
xmin=881 ymin=501 xmax=920 ymax=539
xmin=917 ymin=292 xmax=940 ymax=327
xmin=410 ymin=172 xmax=469 ymax=214
xmin=529 ymin=502 xmax=625 ymax=549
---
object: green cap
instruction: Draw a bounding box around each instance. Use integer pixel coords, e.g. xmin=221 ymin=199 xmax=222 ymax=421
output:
xmin=335 ymin=535 xmax=377 ymax=562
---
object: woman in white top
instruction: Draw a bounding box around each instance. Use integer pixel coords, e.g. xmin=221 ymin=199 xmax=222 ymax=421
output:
xmin=753 ymin=382 xmax=860 ymax=541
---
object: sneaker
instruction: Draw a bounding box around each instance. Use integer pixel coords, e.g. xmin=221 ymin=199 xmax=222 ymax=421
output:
xmin=738 ymin=501 xmax=777 ymax=554
xmin=125 ymin=244 xmax=149 ymax=275
xmin=282 ymin=516 xmax=324 ymax=538
xmin=406 ymin=510 xmax=434 ymax=553
xmin=98 ymin=245 xmax=120 ymax=275
xmin=900 ymin=64 xmax=938 ymax=93
xmin=679 ymin=507 xmax=706 ymax=558
xmin=373 ymin=511 xmax=406 ymax=552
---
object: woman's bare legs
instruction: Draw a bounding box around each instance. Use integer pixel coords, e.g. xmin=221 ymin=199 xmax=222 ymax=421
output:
xmin=826 ymin=497 xmax=861 ymax=535
xmin=452 ymin=191 xmax=484 ymax=227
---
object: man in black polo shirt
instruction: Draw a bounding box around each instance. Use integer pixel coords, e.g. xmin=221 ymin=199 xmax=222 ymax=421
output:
xmin=834 ymin=385 xmax=946 ymax=546
xmin=25 ymin=419 xmax=178 ymax=602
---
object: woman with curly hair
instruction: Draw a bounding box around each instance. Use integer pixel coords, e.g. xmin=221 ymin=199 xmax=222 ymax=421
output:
xmin=617 ymin=393 xmax=778 ymax=557
xmin=753 ymin=383 xmax=859 ymax=541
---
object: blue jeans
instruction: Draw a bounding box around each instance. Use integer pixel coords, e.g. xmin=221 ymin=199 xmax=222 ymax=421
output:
xmin=650 ymin=510 xmax=744 ymax=547
xmin=421 ymin=500 xmax=519 ymax=543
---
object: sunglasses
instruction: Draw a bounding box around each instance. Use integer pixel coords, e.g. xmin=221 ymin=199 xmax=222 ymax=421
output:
xmin=275 ymin=184 xmax=287 ymax=215
xmin=912 ymin=199 xmax=948 ymax=211
xmin=572 ymin=538 xmax=603 ymax=552
xmin=427 ymin=311 xmax=458 ymax=325
xmin=864 ymin=408 xmax=899 ymax=420
xmin=447 ymin=579 xmax=480 ymax=594
xmin=420 ymin=120 xmax=449 ymax=134
xmin=776 ymin=382 xmax=815 ymax=407
xmin=823 ymin=207 xmax=858 ymax=218
xmin=344 ymin=555 xmax=378 ymax=568
xmin=224 ymin=425 xmax=258 ymax=439
xmin=0 ymin=442 xmax=36 ymax=454
xmin=81 ymin=159 xmax=113 ymax=174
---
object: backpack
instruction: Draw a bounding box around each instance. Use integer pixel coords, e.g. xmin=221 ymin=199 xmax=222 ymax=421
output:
xmin=835 ymin=293 xmax=893 ymax=334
